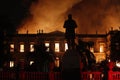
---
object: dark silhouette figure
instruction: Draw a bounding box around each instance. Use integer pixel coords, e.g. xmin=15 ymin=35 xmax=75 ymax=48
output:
xmin=63 ymin=14 xmax=77 ymax=49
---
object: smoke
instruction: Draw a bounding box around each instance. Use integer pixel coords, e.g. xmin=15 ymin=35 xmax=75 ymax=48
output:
xmin=71 ymin=0 xmax=120 ymax=34
xmin=18 ymin=0 xmax=82 ymax=33
xmin=18 ymin=0 xmax=120 ymax=34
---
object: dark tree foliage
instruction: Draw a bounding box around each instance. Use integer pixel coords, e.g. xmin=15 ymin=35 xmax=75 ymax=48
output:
xmin=0 ymin=0 xmax=33 ymax=34
xmin=0 ymin=30 xmax=14 ymax=70
xmin=87 ymin=41 xmax=94 ymax=49
xmin=76 ymin=39 xmax=96 ymax=71
xmin=0 ymin=31 xmax=4 ymax=68
xmin=110 ymin=31 xmax=120 ymax=62
xmin=26 ymin=43 xmax=55 ymax=72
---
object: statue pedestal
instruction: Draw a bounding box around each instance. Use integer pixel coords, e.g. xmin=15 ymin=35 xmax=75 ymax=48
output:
xmin=61 ymin=49 xmax=81 ymax=80
xmin=62 ymin=49 xmax=80 ymax=70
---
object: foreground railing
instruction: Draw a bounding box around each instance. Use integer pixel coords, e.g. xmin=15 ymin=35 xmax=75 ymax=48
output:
xmin=20 ymin=72 xmax=49 ymax=80
xmin=0 ymin=71 xmax=62 ymax=80
xmin=81 ymin=72 xmax=102 ymax=80
xmin=0 ymin=71 xmax=16 ymax=80
xmin=108 ymin=71 xmax=120 ymax=80
xmin=20 ymin=72 xmax=62 ymax=80
xmin=0 ymin=71 xmax=120 ymax=80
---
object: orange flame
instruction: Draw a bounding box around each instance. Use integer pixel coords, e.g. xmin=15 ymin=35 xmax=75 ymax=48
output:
xmin=17 ymin=0 xmax=120 ymax=34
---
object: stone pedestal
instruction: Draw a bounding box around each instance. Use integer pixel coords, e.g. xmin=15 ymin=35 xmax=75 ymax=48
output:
xmin=61 ymin=49 xmax=81 ymax=80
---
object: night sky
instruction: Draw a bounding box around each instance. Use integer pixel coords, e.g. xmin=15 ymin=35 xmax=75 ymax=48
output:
xmin=0 ymin=0 xmax=120 ymax=34
xmin=0 ymin=0 xmax=33 ymax=34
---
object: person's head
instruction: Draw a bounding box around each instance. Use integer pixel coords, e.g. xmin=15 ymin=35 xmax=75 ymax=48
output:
xmin=68 ymin=14 xmax=72 ymax=19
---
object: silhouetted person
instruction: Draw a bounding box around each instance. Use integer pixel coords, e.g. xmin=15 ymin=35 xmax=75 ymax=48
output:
xmin=63 ymin=14 xmax=77 ymax=49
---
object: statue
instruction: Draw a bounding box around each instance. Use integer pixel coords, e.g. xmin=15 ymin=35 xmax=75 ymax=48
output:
xmin=63 ymin=14 xmax=77 ymax=49
xmin=61 ymin=39 xmax=96 ymax=80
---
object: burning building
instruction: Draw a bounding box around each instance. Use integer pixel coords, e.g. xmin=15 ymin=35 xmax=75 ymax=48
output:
xmin=2 ymin=29 xmax=117 ymax=69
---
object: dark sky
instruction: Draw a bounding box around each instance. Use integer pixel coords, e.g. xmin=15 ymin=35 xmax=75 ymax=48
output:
xmin=1 ymin=0 xmax=120 ymax=34
xmin=0 ymin=0 xmax=33 ymax=34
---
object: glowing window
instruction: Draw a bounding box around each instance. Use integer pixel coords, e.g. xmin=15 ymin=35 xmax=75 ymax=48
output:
xmin=10 ymin=61 xmax=14 ymax=68
xmin=30 ymin=44 xmax=34 ymax=52
xmin=65 ymin=43 xmax=68 ymax=51
xmin=10 ymin=44 xmax=14 ymax=52
xmin=55 ymin=43 xmax=60 ymax=52
xmin=90 ymin=47 xmax=94 ymax=53
xmin=30 ymin=61 xmax=34 ymax=65
xmin=54 ymin=57 xmax=60 ymax=67
xmin=45 ymin=43 xmax=50 ymax=52
xmin=100 ymin=43 xmax=104 ymax=53
xmin=20 ymin=44 xmax=24 ymax=52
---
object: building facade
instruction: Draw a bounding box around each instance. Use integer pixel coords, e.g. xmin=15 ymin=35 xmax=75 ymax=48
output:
xmin=2 ymin=30 xmax=120 ymax=69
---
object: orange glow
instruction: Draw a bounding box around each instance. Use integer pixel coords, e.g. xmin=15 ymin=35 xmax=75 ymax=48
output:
xmin=55 ymin=43 xmax=60 ymax=52
xmin=17 ymin=0 xmax=82 ymax=34
xmin=17 ymin=0 xmax=120 ymax=34
xmin=20 ymin=44 xmax=24 ymax=52
xmin=30 ymin=44 xmax=34 ymax=52
xmin=116 ymin=61 xmax=120 ymax=68
xmin=55 ymin=57 xmax=60 ymax=67
xmin=10 ymin=61 xmax=14 ymax=68
xmin=45 ymin=42 xmax=50 ymax=52
xmin=90 ymin=47 xmax=94 ymax=53
xmin=10 ymin=44 xmax=14 ymax=52
xmin=30 ymin=61 xmax=34 ymax=65
xmin=100 ymin=43 xmax=104 ymax=53
xmin=65 ymin=43 xmax=68 ymax=51
xmin=18 ymin=20 xmax=65 ymax=33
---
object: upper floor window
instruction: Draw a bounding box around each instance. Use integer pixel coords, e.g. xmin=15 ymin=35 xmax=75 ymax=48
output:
xmin=90 ymin=47 xmax=94 ymax=53
xmin=100 ymin=43 xmax=105 ymax=53
xmin=20 ymin=44 xmax=24 ymax=52
xmin=45 ymin=42 xmax=50 ymax=52
xmin=10 ymin=44 xmax=14 ymax=52
xmin=30 ymin=44 xmax=34 ymax=52
xmin=55 ymin=43 xmax=60 ymax=52
xmin=65 ymin=43 xmax=68 ymax=51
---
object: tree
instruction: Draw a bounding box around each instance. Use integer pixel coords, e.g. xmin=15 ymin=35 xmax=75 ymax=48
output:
xmin=26 ymin=43 xmax=55 ymax=72
xmin=76 ymin=39 xmax=96 ymax=71
xmin=110 ymin=31 xmax=120 ymax=62
xmin=87 ymin=41 xmax=94 ymax=49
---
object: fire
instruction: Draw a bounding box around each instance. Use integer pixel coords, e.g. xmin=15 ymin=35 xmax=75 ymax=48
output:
xmin=18 ymin=20 xmax=65 ymax=33
xmin=17 ymin=0 xmax=82 ymax=34
xmin=17 ymin=0 xmax=120 ymax=34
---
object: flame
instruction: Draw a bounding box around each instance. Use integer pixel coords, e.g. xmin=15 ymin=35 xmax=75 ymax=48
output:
xmin=17 ymin=0 xmax=120 ymax=34
xmin=17 ymin=0 xmax=82 ymax=33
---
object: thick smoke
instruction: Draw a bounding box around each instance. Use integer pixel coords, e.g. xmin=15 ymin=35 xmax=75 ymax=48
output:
xmin=71 ymin=0 xmax=120 ymax=34
xmin=18 ymin=0 xmax=81 ymax=33
xmin=18 ymin=0 xmax=120 ymax=34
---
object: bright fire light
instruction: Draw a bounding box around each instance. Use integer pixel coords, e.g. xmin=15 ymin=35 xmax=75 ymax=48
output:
xmin=116 ymin=61 xmax=120 ymax=68
xmin=17 ymin=0 xmax=120 ymax=34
